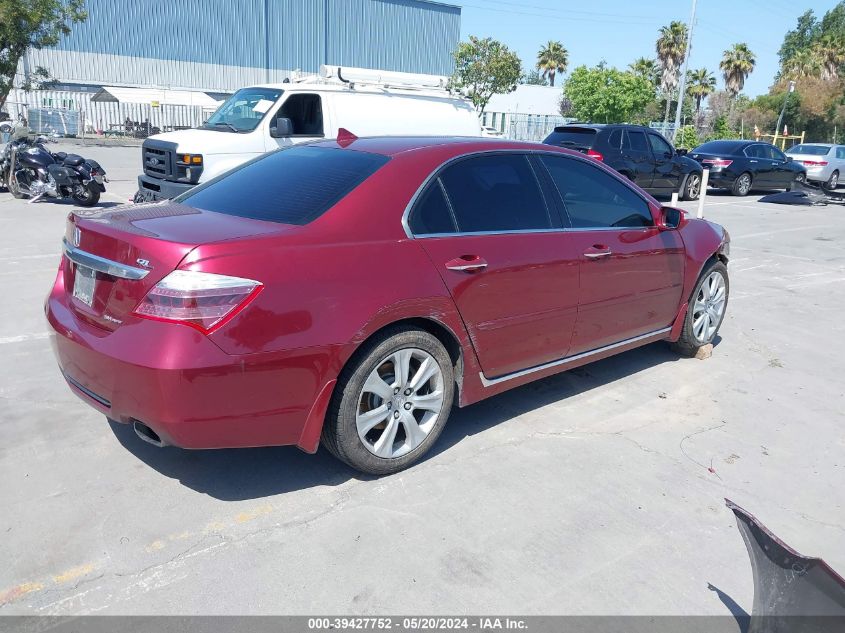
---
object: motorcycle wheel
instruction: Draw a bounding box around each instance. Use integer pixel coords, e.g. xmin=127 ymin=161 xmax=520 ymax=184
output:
xmin=7 ymin=171 xmax=27 ymax=199
xmin=72 ymin=183 xmax=100 ymax=207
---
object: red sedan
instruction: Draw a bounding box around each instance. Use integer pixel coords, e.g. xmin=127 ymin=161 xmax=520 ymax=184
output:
xmin=46 ymin=136 xmax=730 ymax=475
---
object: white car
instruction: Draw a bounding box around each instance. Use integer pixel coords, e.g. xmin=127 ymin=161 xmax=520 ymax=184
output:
xmin=135 ymin=66 xmax=483 ymax=202
xmin=480 ymin=125 xmax=503 ymax=138
xmin=785 ymin=143 xmax=844 ymax=190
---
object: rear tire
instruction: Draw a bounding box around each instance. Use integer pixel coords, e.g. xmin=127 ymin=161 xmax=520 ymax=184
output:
xmin=322 ymin=327 xmax=455 ymax=475
xmin=823 ymin=170 xmax=839 ymax=191
xmin=672 ymin=260 xmax=729 ymax=357
xmin=681 ymin=172 xmax=702 ymax=201
xmin=731 ymin=172 xmax=752 ymax=196
xmin=72 ymin=183 xmax=100 ymax=207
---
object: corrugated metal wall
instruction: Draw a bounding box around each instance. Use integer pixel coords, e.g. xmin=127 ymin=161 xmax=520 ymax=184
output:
xmin=23 ymin=0 xmax=459 ymax=92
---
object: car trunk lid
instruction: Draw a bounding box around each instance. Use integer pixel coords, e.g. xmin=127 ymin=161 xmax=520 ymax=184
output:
xmin=63 ymin=202 xmax=286 ymax=332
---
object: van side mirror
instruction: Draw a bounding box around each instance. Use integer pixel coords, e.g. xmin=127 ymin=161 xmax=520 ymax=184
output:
xmin=270 ymin=117 xmax=293 ymax=138
xmin=658 ymin=206 xmax=682 ymax=230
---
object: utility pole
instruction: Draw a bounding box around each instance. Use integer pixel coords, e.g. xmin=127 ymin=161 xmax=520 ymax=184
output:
xmin=671 ymin=0 xmax=697 ymax=142
xmin=773 ymin=80 xmax=796 ymax=148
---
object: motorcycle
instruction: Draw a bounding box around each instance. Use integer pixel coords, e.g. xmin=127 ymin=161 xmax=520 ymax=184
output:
xmin=0 ymin=126 xmax=107 ymax=207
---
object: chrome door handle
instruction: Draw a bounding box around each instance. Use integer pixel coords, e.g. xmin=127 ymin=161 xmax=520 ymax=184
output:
xmin=749 ymin=160 xmax=758 ymax=163
xmin=584 ymin=250 xmax=612 ymax=259
xmin=445 ymin=255 xmax=488 ymax=272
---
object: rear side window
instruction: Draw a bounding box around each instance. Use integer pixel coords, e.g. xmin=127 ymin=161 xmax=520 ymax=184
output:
xmin=544 ymin=128 xmax=597 ymax=149
xmin=539 ymin=155 xmax=653 ymax=229
xmin=626 ymin=130 xmax=649 ymax=152
xmin=607 ymin=129 xmax=623 ymax=149
xmin=409 ymin=180 xmax=456 ymax=235
xmin=177 ymin=146 xmax=389 ymax=224
xmin=438 ymin=154 xmax=552 ymax=233
xmin=837 ymin=146 xmax=845 ymax=160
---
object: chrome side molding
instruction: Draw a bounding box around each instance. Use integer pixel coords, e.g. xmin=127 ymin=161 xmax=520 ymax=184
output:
xmin=62 ymin=238 xmax=150 ymax=280
xmin=479 ymin=327 xmax=672 ymax=387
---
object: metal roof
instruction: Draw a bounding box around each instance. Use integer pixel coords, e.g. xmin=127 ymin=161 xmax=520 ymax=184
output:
xmin=90 ymin=86 xmax=220 ymax=107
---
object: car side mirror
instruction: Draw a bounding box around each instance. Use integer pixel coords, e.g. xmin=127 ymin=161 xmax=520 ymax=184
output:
xmin=658 ymin=206 xmax=682 ymax=230
xmin=785 ymin=156 xmax=793 ymax=162
xmin=676 ymin=148 xmax=688 ymax=156
xmin=270 ymin=117 xmax=293 ymax=138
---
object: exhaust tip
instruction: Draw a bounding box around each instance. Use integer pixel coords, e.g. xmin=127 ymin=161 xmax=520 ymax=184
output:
xmin=133 ymin=420 xmax=165 ymax=447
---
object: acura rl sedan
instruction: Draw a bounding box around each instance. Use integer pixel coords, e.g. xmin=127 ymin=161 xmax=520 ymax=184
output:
xmin=47 ymin=136 xmax=730 ymax=475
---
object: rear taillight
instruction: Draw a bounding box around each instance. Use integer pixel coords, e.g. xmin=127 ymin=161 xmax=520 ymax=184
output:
xmin=702 ymin=158 xmax=733 ymax=168
xmin=586 ymin=149 xmax=604 ymax=161
xmin=801 ymin=160 xmax=828 ymax=166
xmin=132 ymin=270 xmax=262 ymax=334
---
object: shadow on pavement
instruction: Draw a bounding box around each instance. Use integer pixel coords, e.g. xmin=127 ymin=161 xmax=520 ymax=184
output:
xmin=707 ymin=583 xmax=750 ymax=633
xmin=110 ymin=340 xmax=688 ymax=500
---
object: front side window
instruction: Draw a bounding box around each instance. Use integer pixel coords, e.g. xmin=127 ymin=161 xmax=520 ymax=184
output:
xmin=274 ymin=93 xmax=324 ymax=136
xmin=539 ymin=155 xmax=653 ymax=229
xmin=177 ymin=146 xmax=389 ymax=224
xmin=648 ymin=133 xmax=673 ymax=157
xmin=438 ymin=154 xmax=552 ymax=233
xmin=202 ymin=87 xmax=283 ymax=133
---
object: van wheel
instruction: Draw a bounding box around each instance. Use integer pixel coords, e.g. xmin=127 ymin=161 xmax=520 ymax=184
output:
xmin=322 ymin=327 xmax=454 ymax=475
xmin=731 ymin=172 xmax=752 ymax=196
xmin=673 ymin=260 xmax=729 ymax=357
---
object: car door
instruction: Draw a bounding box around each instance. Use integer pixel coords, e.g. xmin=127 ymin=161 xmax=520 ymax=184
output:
xmin=268 ymin=93 xmax=325 ymax=150
xmin=622 ymin=129 xmax=655 ymax=189
xmin=768 ymin=145 xmax=796 ymax=187
xmin=744 ymin=144 xmax=774 ymax=187
xmin=647 ymin=132 xmax=680 ymax=191
xmin=537 ymin=153 xmax=685 ymax=354
xmin=836 ymin=146 xmax=845 ymax=175
xmin=407 ymin=152 xmax=580 ymax=379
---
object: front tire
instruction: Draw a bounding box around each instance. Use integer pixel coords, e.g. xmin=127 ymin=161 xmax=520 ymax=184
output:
xmin=731 ymin=172 xmax=752 ymax=196
xmin=72 ymin=183 xmax=100 ymax=207
xmin=322 ymin=327 xmax=455 ymax=475
xmin=673 ymin=260 xmax=729 ymax=357
xmin=7 ymin=171 xmax=26 ymax=199
xmin=681 ymin=172 xmax=702 ymax=201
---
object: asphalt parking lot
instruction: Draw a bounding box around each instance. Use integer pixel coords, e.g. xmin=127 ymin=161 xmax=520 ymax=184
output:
xmin=0 ymin=142 xmax=842 ymax=619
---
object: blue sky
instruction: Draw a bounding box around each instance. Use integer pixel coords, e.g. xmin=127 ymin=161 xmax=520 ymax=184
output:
xmin=455 ymin=0 xmax=841 ymax=97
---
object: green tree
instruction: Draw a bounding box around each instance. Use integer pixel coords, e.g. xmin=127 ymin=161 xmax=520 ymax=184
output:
xmin=813 ymin=34 xmax=845 ymax=80
xmin=563 ymin=65 xmax=655 ymax=123
xmin=0 ymin=0 xmax=87 ymax=109
xmin=451 ymin=36 xmax=522 ymax=113
xmin=674 ymin=125 xmax=699 ymax=149
xmin=520 ymin=67 xmax=548 ymax=86
xmin=784 ymin=48 xmax=822 ymax=79
xmin=686 ymin=67 xmax=715 ymax=112
xmin=656 ymin=21 xmax=688 ymax=127
xmin=778 ymin=10 xmax=820 ymax=69
xmin=628 ymin=57 xmax=660 ymax=88
xmin=536 ymin=40 xmax=568 ymax=87
xmin=720 ymin=43 xmax=756 ymax=102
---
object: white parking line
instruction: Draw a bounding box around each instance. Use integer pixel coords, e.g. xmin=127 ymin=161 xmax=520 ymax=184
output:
xmin=0 ymin=332 xmax=51 ymax=345
xmin=733 ymin=224 xmax=835 ymax=240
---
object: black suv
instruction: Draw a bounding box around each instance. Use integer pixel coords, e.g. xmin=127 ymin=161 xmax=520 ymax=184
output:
xmin=542 ymin=124 xmax=703 ymax=200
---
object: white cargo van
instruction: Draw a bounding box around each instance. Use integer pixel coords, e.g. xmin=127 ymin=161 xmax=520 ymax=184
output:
xmin=135 ymin=66 xmax=481 ymax=201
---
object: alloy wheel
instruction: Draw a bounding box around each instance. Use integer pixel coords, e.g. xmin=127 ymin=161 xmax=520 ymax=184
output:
xmin=828 ymin=172 xmax=838 ymax=189
xmin=692 ymin=271 xmax=727 ymax=343
xmin=687 ymin=174 xmax=701 ymax=198
xmin=356 ymin=348 xmax=445 ymax=459
xmin=737 ymin=174 xmax=751 ymax=195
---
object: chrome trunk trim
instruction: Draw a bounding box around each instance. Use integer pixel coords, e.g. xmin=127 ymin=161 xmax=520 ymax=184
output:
xmin=62 ymin=238 xmax=150 ymax=280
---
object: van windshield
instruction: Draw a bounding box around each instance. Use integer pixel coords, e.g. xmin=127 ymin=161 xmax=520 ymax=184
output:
xmin=201 ymin=87 xmax=283 ymax=133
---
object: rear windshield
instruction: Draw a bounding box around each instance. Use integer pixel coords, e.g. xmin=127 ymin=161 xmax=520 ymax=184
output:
xmin=544 ymin=128 xmax=597 ymax=149
xmin=787 ymin=144 xmax=830 ymax=156
xmin=177 ymin=146 xmax=389 ymax=224
xmin=694 ymin=141 xmax=744 ymax=155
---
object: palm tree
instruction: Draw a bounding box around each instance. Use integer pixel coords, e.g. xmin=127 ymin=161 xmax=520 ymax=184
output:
xmin=536 ymin=41 xmax=569 ymax=87
xmin=783 ymin=48 xmax=821 ymax=79
xmin=812 ymin=34 xmax=845 ymax=81
xmin=686 ymin=67 xmax=716 ymax=112
xmin=720 ymin=43 xmax=756 ymax=103
xmin=629 ymin=57 xmax=660 ymax=88
xmin=656 ymin=21 xmax=688 ymax=127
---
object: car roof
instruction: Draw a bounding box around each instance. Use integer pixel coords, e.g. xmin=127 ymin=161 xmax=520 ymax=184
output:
xmin=308 ymin=135 xmax=575 ymax=158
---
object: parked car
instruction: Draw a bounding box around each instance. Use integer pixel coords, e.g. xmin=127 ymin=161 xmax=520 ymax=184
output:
xmin=785 ymin=143 xmax=844 ymax=190
xmin=480 ymin=125 xmax=504 ymax=138
xmin=542 ymin=123 xmax=703 ymax=200
xmin=48 ymin=136 xmax=730 ymax=475
xmin=134 ymin=65 xmax=482 ymax=202
xmin=689 ymin=140 xmax=807 ymax=196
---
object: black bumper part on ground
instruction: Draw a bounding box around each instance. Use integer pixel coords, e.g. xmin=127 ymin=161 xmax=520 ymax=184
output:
xmin=727 ymin=498 xmax=845 ymax=632
xmin=135 ymin=175 xmax=193 ymax=202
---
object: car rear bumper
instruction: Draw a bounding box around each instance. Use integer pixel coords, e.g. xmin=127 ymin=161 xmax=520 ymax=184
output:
xmin=704 ymin=170 xmax=737 ymax=187
xmin=802 ymin=165 xmax=834 ymax=182
xmin=46 ymin=268 xmax=343 ymax=450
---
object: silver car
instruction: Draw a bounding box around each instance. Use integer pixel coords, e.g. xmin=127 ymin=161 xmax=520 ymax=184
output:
xmin=785 ymin=143 xmax=844 ymax=190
